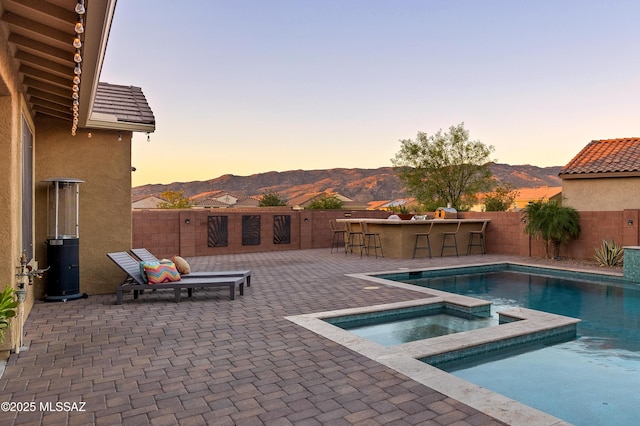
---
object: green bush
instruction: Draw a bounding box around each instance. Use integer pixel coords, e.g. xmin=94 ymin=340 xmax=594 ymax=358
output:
xmin=593 ymin=240 xmax=624 ymax=267
xmin=0 ymin=286 xmax=18 ymax=342
xmin=258 ymin=191 xmax=287 ymax=207
xmin=308 ymin=195 xmax=343 ymax=209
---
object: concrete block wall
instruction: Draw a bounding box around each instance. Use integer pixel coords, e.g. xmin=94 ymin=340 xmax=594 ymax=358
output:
xmin=132 ymin=208 xmax=389 ymax=259
xmin=461 ymin=210 xmax=638 ymax=260
xmin=133 ymin=209 xmax=639 ymax=261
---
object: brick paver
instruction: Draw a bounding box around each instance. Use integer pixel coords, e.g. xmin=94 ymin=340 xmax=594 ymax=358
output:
xmin=0 ymin=249 xmax=572 ymax=425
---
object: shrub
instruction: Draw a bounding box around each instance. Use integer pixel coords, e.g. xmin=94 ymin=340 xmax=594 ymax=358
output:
xmin=593 ymin=240 xmax=624 ymax=267
xmin=308 ymin=195 xmax=343 ymax=209
xmin=0 ymin=286 xmax=18 ymax=342
xmin=258 ymin=191 xmax=287 ymax=207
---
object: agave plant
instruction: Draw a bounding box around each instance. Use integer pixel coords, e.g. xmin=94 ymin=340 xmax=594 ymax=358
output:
xmin=594 ymin=240 xmax=624 ymax=267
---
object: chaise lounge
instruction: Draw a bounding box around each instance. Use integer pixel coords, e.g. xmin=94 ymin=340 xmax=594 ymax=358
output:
xmin=107 ymin=252 xmax=244 ymax=304
xmin=130 ymin=248 xmax=252 ymax=287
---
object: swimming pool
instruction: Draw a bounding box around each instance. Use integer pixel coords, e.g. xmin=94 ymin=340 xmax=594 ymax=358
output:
xmin=380 ymin=265 xmax=640 ymax=426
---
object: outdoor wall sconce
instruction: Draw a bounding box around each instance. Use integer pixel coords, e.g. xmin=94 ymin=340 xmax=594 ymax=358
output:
xmin=184 ymin=219 xmax=190 ymax=224
xmin=628 ymin=219 xmax=634 ymax=226
xmin=304 ymin=218 xmax=309 ymax=222
xmin=521 ymin=218 xmax=527 ymax=224
xmin=117 ymin=131 xmax=122 ymax=142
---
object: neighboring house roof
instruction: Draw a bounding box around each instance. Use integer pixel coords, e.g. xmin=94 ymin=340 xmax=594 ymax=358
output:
xmin=380 ymin=198 xmax=416 ymax=209
xmin=191 ymin=190 xmax=256 ymax=208
xmin=368 ymin=200 xmax=391 ymax=210
xmin=131 ymin=195 xmax=166 ymax=209
xmin=235 ymin=197 xmax=260 ymax=207
xmin=193 ymin=199 xmax=230 ymax=208
xmin=287 ymin=192 xmax=327 ymax=208
xmin=93 ymin=83 xmax=155 ymax=128
xmin=560 ymin=138 xmax=640 ymax=178
xmin=514 ymin=186 xmax=562 ymax=201
xmin=287 ymin=192 xmax=369 ymax=209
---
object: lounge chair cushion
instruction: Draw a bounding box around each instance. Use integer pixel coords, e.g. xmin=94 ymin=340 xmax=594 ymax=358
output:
xmin=172 ymin=255 xmax=191 ymax=274
xmin=143 ymin=261 xmax=181 ymax=284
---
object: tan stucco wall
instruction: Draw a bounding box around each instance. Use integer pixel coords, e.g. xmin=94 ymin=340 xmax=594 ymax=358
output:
xmin=34 ymin=119 xmax=133 ymax=296
xmin=562 ymin=177 xmax=640 ymax=211
xmin=0 ymin=27 xmax=37 ymax=352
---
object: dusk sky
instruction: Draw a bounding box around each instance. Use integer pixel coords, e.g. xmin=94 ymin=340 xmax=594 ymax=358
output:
xmin=100 ymin=1 xmax=640 ymax=187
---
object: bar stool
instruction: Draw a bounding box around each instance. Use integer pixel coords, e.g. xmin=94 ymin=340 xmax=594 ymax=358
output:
xmin=360 ymin=221 xmax=383 ymax=258
xmin=329 ymin=219 xmax=346 ymax=253
xmin=467 ymin=221 xmax=487 ymax=255
xmin=413 ymin=222 xmax=433 ymax=259
xmin=440 ymin=221 xmax=461 ymax=257
xmin=344 ymin=221 xmax=364 ymax=255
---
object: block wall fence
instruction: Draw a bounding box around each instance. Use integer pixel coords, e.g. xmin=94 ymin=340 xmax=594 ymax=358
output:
xmin=132 ymin=208 xmax=640 ymax=261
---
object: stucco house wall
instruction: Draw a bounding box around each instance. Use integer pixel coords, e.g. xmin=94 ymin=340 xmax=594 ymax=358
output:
xmin=34 ymin=118 xmax=133 ymax=297
xmin=560 ymin=138 xmax=640 ymax=212
xmin=0 ymin=1 xmax=154 ymax=355
xmin=561 ymin=177 xmax=640 ymax=211
xmin=0 ymin=33 xmax=33 ymax=352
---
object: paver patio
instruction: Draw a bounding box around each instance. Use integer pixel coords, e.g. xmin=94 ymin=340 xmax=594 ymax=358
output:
xmin=0 ymin=249 xmax=595 ymax=425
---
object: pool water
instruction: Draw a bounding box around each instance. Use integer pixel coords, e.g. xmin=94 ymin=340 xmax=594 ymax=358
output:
xmin=389 ymin=269 xmax=640 ymax=426
xmin=334 ymin=311 xmax=496 ymax=347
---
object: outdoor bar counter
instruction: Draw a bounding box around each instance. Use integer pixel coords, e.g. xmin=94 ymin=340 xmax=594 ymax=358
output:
xmin=337 ymin=218 xmax=490 ymax=259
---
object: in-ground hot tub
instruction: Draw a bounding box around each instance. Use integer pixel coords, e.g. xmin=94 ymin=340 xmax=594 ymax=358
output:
xmin=324 ymin=303 xmax=497 ymax=347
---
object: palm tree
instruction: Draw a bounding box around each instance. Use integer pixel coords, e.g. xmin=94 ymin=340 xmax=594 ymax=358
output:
xmin=522 ymin=200 xmax=580 ymax=259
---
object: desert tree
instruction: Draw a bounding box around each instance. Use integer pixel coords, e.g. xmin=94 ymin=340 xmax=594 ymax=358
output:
xmin=392 ymin=123 xmax=495 ymax=210
xmin=258 ymin=191 xmax=288 ymax=207
xmin=484 ymin=182 xmax=519 ymax=211
xmin=158 ymin=189 xmax=192 ymax=209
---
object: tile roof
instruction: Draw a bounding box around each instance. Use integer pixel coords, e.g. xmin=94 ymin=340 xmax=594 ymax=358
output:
xmin=287 ymin=192 xmax=325 ymax=207
xmin=560 ymin=138 xmax=640 ymax=176
xmin=367 ymin=200 xmax=391 ymax=210
xmin=381 ymin=198 xmax=416 ymax=208
xmin=515 ymin=186 xmax=562 ymax=200
xmin=93 ymin=82 xmax=155 ymax=125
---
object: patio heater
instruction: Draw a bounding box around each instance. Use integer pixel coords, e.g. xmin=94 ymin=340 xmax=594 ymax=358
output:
xmin=43 ymin=178 xmax=87 ymax=302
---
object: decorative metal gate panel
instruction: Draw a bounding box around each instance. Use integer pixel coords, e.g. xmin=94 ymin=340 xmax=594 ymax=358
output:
xmin=273 ymin=215 xmax=291 ymax=244
xmin=208 ymin=216 xmax=228 ymax=247
xmin=242 ymin=215 xmax=261 ymax=245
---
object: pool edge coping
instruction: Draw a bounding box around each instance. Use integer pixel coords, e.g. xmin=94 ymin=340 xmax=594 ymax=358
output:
xmin=286 ymin=261 xmax=587 ymax=426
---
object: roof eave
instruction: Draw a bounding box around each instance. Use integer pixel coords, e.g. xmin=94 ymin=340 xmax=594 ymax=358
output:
xmin=560 ymin=171 xmax=640 ymax=179
xmin=86 ymin=112 xmax=155 ymax=132
xmin=77 ymin=0 xmax=117 ymax=128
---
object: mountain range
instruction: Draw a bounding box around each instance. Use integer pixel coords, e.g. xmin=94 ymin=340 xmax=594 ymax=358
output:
xmin=132 ymin=163 xmax=562 ymax=203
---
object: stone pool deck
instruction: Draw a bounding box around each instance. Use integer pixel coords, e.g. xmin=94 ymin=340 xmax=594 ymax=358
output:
xmin=0 ymin=249 xmax=613 ymax=425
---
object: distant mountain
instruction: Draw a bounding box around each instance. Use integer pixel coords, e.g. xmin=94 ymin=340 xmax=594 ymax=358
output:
xmin=132 ymin=163 xmax=563 ymax=203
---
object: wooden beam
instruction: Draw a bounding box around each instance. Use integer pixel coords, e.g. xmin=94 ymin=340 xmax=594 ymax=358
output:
xmin=27 ymin=87 xmax=70 ymax=107
xmin=30 ymin=96 xmax=71 ymax=114
xmin=23 ymin=77 xmax=70 ymax=97
xmin=10 ymin=0 xmax=77 ymax=24
xmin=15 ymin=50 xmax=73 ymax=77
xmin=19 ymin=64 xmax=70 ymax=88
xmin=32 ymin=105 xmax=73 ymax=121
xmin=1 ymin=12 xmax=72 ymax=46
xmin=9 ymin=33 xmax=72 ymax=62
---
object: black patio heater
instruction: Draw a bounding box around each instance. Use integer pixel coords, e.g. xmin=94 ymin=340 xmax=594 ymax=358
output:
xmin=44 ymin=178 xmax=87 ymax=302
